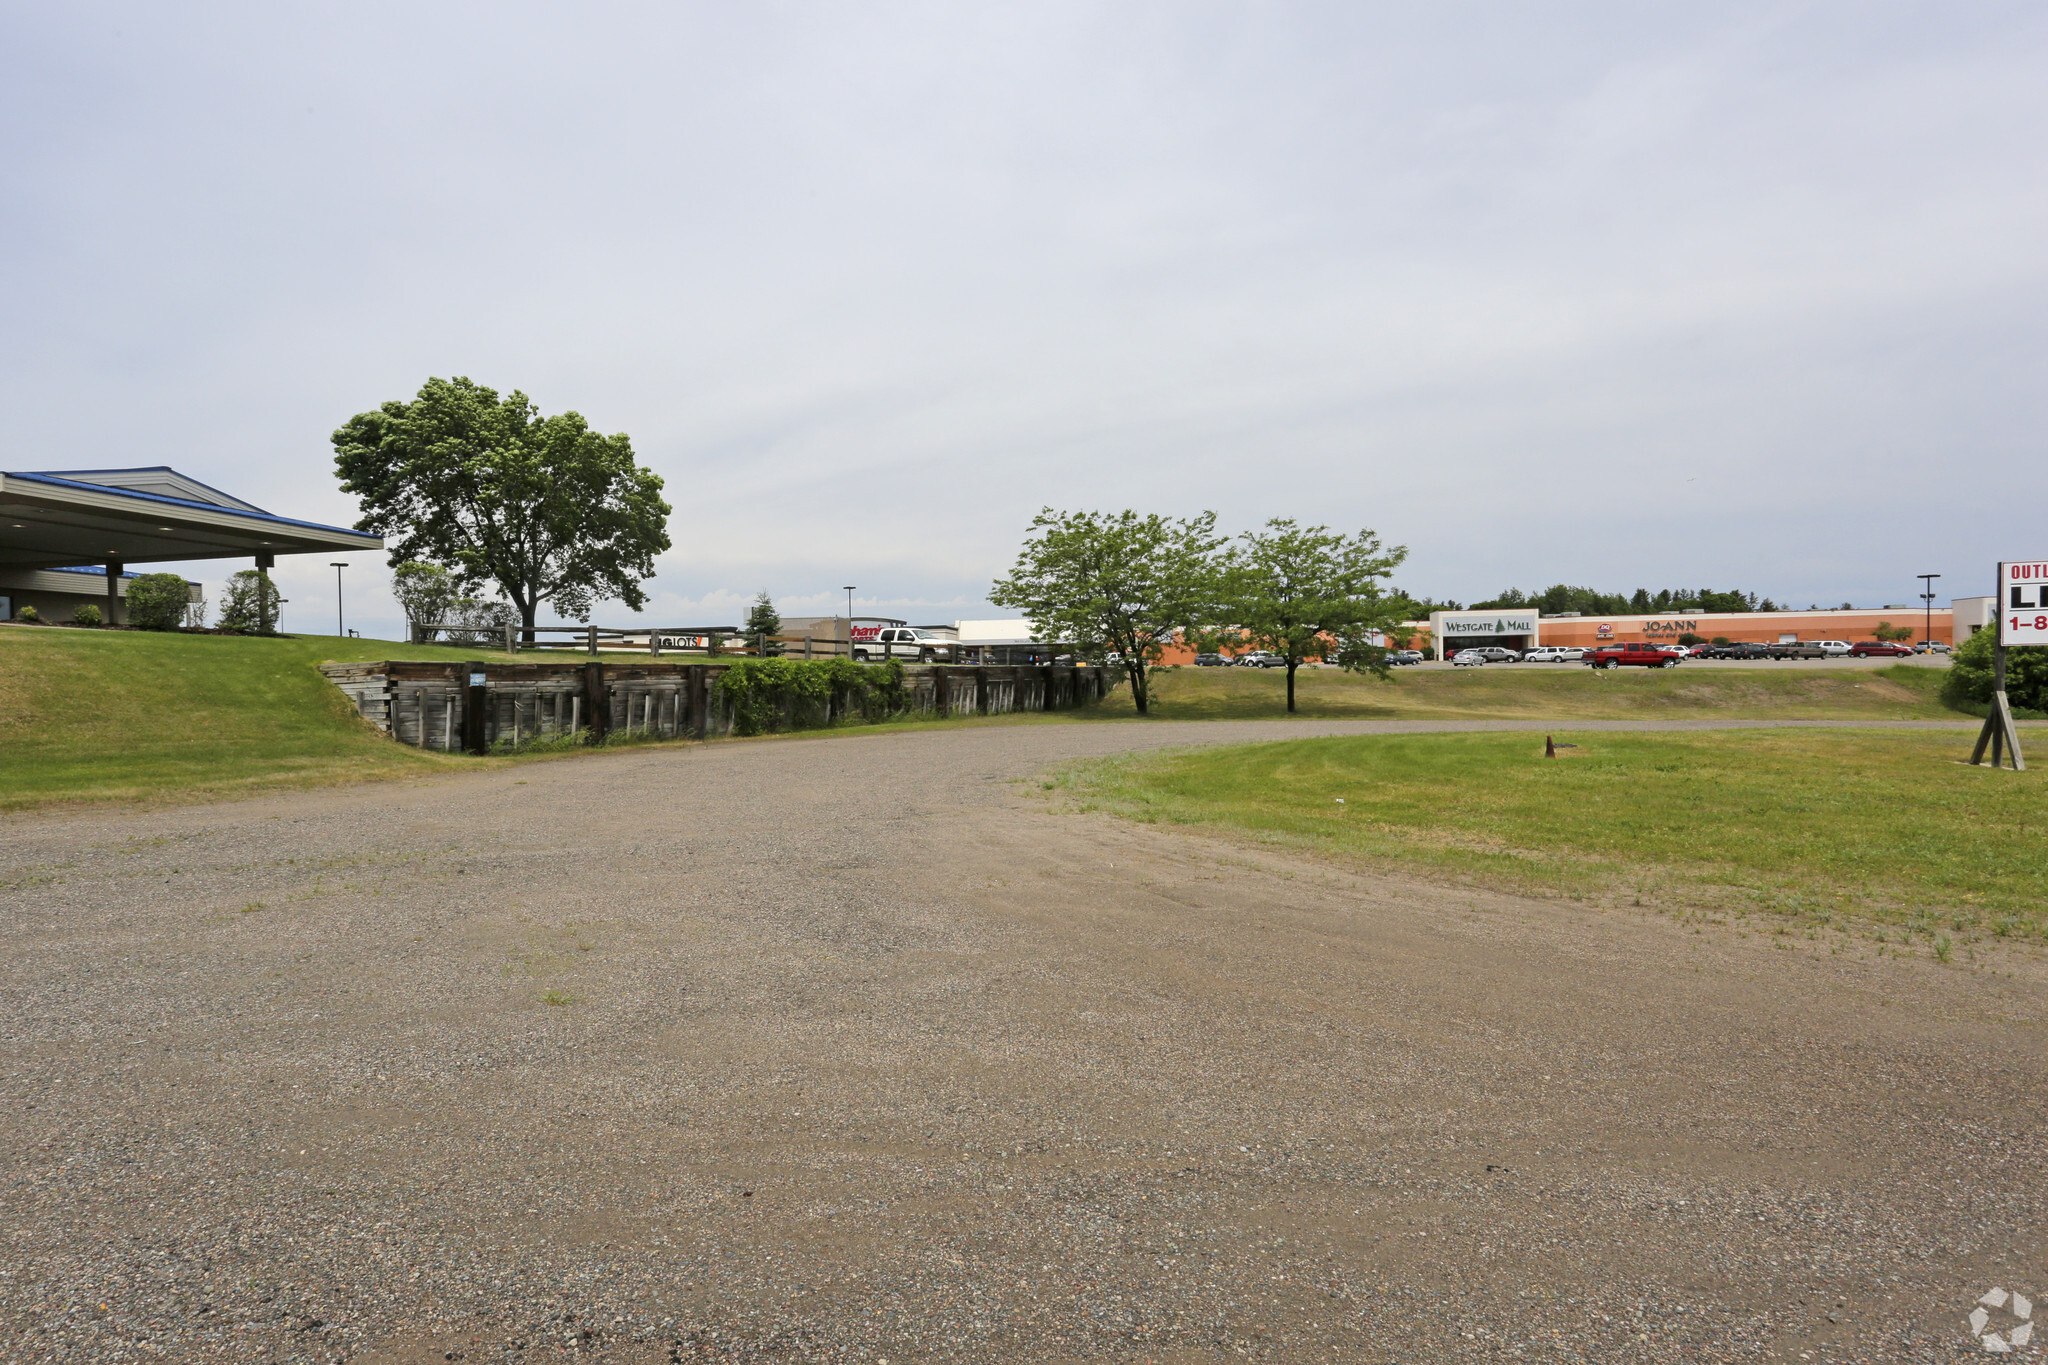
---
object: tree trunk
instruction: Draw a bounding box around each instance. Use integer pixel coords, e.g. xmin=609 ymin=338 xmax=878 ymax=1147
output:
xmin=1130 ymin=659 xmax=1148 ymax=713
xmin=520 ymin=597 xmax=537 ymax=647
xmin=1286 ymin=659 xmax=1297 ymax=713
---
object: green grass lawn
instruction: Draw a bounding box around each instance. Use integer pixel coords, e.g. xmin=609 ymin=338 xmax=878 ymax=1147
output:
xmin=1057 ymin=728 xmax=2047 ymax=946
xmin=0 ymin=626 xmax=1976 ymax=813
xmin=1133 ymin=659 xmax=1954 ymax=720
xmin=0 ymin=627 xmax=670 ymax=810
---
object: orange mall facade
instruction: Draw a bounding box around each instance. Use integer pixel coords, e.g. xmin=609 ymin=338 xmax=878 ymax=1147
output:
xmin=1411 ymin=607 xmax=1953 ymax=656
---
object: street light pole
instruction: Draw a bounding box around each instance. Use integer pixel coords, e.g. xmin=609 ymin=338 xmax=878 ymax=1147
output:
xmin=843 ymin=586 xmax=857 ymax=658
xmin=1918 ymin=573 xmax=1941 ymax=645
xmin=330 ymin=562 xmax=349 ymax=637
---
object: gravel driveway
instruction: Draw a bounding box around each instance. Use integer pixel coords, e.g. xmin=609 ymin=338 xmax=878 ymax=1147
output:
xmin=3 ymin=717 xmax=2042 ymax=1364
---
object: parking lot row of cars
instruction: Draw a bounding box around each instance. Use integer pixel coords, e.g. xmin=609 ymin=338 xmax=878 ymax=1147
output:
xmin=1437 ymin=639 xmax=1947 ymax=667
xmin=1190 ymin=641 xmax=1948 ymax=669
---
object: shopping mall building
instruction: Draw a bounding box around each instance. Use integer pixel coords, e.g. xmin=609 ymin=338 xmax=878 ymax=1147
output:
xmin=1412 ymin=604 xmax=1964 ymax=657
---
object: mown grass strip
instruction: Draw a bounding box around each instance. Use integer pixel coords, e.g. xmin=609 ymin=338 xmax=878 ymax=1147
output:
xmin=1056 ymin=728 xmax=2046 ymax=944
xmin=1136 ymin=660 xmax=1955 ymax=721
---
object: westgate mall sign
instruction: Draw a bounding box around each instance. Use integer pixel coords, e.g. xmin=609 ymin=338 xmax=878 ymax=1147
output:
xmin=1438 ymin=614 xmax=1537 ymax=637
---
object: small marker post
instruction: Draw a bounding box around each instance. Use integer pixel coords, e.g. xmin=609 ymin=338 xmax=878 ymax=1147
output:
xmin=1545 ymin=734 xmax=1556 ymax=759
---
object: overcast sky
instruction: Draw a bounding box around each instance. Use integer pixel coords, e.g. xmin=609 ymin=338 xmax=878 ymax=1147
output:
xmin=5 ymin=2 xmax=2043 ymax=639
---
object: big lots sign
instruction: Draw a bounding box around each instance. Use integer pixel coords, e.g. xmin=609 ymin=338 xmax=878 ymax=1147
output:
xmin=2003 ymin=560 xmax=2048 ymax=646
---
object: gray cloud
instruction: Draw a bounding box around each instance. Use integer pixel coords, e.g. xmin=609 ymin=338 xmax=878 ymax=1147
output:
xmin=4 ymin=2 xmax=2042 ymax=638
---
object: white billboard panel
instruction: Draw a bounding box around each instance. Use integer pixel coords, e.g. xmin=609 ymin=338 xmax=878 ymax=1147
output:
xmin=2000 ymin=561 xmax=2048 ymax=646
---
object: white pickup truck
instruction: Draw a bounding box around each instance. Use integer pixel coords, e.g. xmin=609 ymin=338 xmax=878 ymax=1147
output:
xmin=851 ymin=626 xmax=956 ymax=662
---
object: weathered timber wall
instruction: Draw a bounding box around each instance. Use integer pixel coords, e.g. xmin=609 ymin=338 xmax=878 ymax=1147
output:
xmin=318 ymin=660 xmax=1110 ymax=752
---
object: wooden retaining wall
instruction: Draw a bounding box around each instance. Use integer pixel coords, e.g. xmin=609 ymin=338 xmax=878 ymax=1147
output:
xmin=318 ymin=660 xmax=1110 ymax=753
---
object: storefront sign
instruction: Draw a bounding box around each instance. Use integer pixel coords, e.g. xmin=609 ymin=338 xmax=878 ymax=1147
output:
xmin=1438 ymin=614 xmax=1537 ymax=636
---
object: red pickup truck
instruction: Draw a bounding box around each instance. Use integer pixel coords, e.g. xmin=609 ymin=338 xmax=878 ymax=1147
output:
xmin=1582 ymin=642 xmax=1680 ymax=669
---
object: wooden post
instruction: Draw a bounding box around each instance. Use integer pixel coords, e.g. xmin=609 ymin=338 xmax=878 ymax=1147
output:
xmin=581 ymin=661 xmax=609 ymax=743
xmin=974 ymin=667 xmax=989 ymax=716
xmin=689 ymin=665 xmax=708 ymax=738
xmin=588 ymin=624 xmax=598 ymax=657
xmin=462 ymin=663 xmax=489 ymax=755
xmin=504 ymin=624 xmax=516 ymax=656
xmin=1970 ymin=603 xmax=2028 ymax=771
xmin=934 ymin=667 xmax=951 ymax=716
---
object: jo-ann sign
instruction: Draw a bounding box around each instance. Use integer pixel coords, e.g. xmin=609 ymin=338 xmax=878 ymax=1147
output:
xmin=2002 ymin=560 xmax=2048 ymax=646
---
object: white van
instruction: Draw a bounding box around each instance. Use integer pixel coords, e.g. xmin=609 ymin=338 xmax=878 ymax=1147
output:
xmin=1521 ymin=646 xmax=1584 ymax=663
xmin=1816 ymin=640 xmax=1852 ymax=657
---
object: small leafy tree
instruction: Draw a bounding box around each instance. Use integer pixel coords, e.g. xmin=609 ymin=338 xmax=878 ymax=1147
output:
xmin=989 ymin=508 xmax=1226 ymax=714
xmin=217 ymin=570 xmax=280 ymax=634
xmin=126 ymin=573 xmax=192 ymax=631
xmin=1873 ymin=620 xmax=1915 ymax=642
xmin=744 ymin=590 xmax=783 ymax=656
xmin=1943 ymin=627 xmax=2048 ymax=714
xmin=1214 ymin=519 xmax=1409 ymax=713
xmin=71 ymin=603 xmax=103 ymax=627
xmin=441 ymin=595 xmax=518 ymax=647
xmin=390 ymin=561 xmax=462 ymax=643
xmin=333 ymin=377 xmax=672 ymax=639
xmin=1677 ymin=631 xmax=1704 ymax=646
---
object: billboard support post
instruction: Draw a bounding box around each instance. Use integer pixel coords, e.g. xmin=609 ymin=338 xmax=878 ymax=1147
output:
xmin=1970 ymin=560 xmax=2039 ymax=770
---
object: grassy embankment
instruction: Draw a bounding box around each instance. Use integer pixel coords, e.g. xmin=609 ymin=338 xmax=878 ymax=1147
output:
xmin=1056 ymin=727 xmax=2046 ymax=947
xmin=0 ymin=628 xmax=1970 ymax=811
xmin=0 ymin=627 xmax=661 ymax=810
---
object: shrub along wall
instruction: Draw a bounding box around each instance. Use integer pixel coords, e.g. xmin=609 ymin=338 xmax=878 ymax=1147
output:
xmin=319 ymin=658 xmax=1110 ymax=753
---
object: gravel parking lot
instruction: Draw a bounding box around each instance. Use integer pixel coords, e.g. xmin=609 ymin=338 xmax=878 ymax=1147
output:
xmin=3 ymin=717 xmax=2041 ymax=1364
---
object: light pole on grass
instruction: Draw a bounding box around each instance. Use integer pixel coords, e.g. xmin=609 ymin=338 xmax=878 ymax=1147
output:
xmin=330 ymin=562 xmax=349 ymax=638
xmin=1918 ymin=573 xmax=1941 ymax=644
xmin=843 ymin=585 xmax=856 ymax=658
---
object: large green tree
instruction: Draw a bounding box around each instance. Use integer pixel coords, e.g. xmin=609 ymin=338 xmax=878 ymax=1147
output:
xmin=989 ymin=508 xmax=1226 ymax=714
xmin=333 ymin=377 xmax=672 ymax=638
xmin=1215 ymin=518 xmax=1408 ymax=713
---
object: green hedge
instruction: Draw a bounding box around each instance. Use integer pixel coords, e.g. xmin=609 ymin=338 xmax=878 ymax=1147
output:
xmin=713 ymin=658 xmax=912 ymax=736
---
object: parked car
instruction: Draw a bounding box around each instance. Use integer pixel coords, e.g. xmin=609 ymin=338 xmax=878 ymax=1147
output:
xmin=1451 ymin=649 xmax=1488 ymax=666
xmin=1521 ymin=645 xmax=1585 ymax=663
xmin=1234 ymin=651 xmax=1285 ymax=668
xmin=1192 ymin=653 xmax=1228 ymax=667
xmin=1387 ymin=650 xmax=1424 ymax=666
xmin=1849 ymin=640 xmax=1914 ymax=658
xmin=1914 ymin=640 xmax=1951 ymax=654
xmin=1714 ymin=641 xmax=1774 ymax=660
xmin=1462 ymin=646 xmax=1521 ymax=663
xmin=852 ymin=627 xmax=956 ymax=662
xmin=1768 ymin=640 xmax=1825 ymax=660
xmin=1815 ymin=640 xmax=1853 ymax=657
xmin=1582 ymin=642 xmax=1679 ymax=669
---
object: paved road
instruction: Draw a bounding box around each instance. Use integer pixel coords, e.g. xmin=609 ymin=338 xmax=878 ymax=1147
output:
xmin=2 ymin=718 xmax=2042 ymax=1364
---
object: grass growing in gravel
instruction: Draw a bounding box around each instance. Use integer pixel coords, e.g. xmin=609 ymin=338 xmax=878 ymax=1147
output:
xmin=1133 ymin=660 xmax=1956 ymax=721
xmin=1057 ymin=728 xmax=2047 ymax=945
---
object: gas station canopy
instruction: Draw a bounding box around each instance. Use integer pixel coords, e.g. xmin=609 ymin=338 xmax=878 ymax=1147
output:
xmin=0 ymin=467 xmax=381 ymax=571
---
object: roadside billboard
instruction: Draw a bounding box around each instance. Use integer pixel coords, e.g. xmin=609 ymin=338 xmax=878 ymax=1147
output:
xmin=1999 ymin=560 xmax=2048 ymax=646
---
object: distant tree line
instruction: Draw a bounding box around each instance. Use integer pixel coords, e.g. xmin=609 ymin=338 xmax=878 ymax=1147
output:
xmin=1463 ymin=585 xmax=1789 ymax=616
